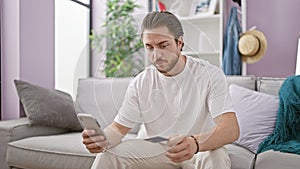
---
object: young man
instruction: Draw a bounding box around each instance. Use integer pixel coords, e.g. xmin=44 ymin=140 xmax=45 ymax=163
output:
xmin=82 ymin=11 xmax=239 ymax=169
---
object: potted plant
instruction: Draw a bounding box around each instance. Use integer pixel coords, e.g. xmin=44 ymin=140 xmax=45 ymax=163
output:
xmin=90 ymin=0 xmax=144 ymax=77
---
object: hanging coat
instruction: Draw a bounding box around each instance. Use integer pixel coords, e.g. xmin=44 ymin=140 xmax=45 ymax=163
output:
xmin=222 ymin=7 xmax=242 ymax=75
xmin=232 ymin=0 xmax=241 ymax=6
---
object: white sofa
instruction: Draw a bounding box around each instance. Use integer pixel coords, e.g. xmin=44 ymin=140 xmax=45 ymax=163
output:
xmin=1 ymin=76 xmax=300 ymax=169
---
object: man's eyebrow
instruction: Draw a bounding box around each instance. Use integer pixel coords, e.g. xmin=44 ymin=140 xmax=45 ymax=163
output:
xmin=157 ymin=40 xmax=169 ymax=45
xmin=145 ymin=40 xmax=169 ymax=46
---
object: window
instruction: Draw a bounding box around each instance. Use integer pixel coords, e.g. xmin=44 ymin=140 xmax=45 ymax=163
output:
xmin=55 ymin=0 xmax=91 ymax=98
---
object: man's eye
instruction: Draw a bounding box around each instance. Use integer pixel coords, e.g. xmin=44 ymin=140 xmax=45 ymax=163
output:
xmin=159 ymin=45 xmax=168 ymax=49
xmin=146 ymin=46 xmax=153 ymax=50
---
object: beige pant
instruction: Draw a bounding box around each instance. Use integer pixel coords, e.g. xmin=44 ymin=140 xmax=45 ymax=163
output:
xmin=91 ymin=139 xmax=231 ymax=169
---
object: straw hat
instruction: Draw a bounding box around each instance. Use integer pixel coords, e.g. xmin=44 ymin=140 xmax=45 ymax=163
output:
xmin=238 ymin=29 xmax=267 ymax=64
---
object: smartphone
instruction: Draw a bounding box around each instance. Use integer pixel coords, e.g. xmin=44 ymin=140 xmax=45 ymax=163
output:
xmin=77 ymin=113 xmax=106 ymax=138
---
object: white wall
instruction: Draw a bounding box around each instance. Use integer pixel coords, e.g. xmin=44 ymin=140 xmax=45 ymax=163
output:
xmin=55 ymin=0 xmax=89 ymax=98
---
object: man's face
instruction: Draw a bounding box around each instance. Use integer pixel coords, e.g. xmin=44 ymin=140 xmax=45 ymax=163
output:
xmin=142 ymin=26 xmax=183 ymax=75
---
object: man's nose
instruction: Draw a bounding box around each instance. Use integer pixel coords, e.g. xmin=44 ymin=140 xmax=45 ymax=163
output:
xmin=153 ymin=48 xmax=162 ymax=60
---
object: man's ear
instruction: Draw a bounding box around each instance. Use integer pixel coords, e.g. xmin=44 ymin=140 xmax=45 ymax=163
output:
xmin=177 ymin=36 xmax=184 ymax=51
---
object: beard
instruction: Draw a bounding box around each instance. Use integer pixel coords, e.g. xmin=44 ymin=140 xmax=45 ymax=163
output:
xmin=154 ymin=53 xmax=180 ymax=75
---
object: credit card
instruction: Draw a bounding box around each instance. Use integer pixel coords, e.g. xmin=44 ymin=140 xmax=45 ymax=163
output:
xmin=144 ymin=136 xmax=168 ymax=143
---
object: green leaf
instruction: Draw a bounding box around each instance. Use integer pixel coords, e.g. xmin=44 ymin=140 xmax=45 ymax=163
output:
xmin=91 ymin=0 xmax=144 ymax=77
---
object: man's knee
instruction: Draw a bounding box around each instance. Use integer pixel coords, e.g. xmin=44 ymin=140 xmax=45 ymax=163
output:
xmin=91 ymin=140 xmax=175 ymax=169
xmin=195 ymin=147 xmax=231 ymax=169
xmin=91 ymin=152 xmax=121 ymax=169
xmin=92 ymin=151 xmax=177 ymax=169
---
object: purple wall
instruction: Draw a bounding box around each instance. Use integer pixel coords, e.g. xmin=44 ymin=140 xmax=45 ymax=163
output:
xmin=20 ymin=0 xmax=55 ymax=87
xmin=226 ymin=0 xmax=300 ymax=77
xmin=1 ymin=0 xmax=55 ymax=120
xmin=1 ymin=0 xmax=20 ymax=120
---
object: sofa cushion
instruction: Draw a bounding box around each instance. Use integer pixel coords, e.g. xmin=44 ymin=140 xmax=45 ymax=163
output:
xmin=0 ymin=118 xmax=69 ymax=169
xmin=6 ymin=132 xmax=138 ymax=169
xmin=14 ymin=80 xmax=82 ymax=131
xmin=256 ymin=77 xmax=285 ymax=96
xmin=75 ymin=78 xmax=140 ymax=134
xmin=255 ymin=150 xmax=300 ymax=169
xmin=7 ymin=133 xmax=95 ymax=169
xmin=225 ymin=144 xmax=255 ymax=169
xmin=226 ymin=75 xmax=256 ymax=90
xmin=229 ymin=84 xmax=279 ymax=153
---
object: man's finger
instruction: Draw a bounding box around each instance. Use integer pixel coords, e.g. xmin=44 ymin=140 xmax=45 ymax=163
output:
xmin=88 ymin=147 xmax=104 ymax=154
xmin=83 ymin=135 xmax=106 ymax=144
xmin=167 ymin=142 xmax=186 ymax=153
xmin=82 ymin=129 xmax=96 ymax=137
xmin=85 ymin=140 xmax=108 ymax=149
xmin=170 ymin=153 xmax=193 ymax=163
xmin=167 ymin=134 xmax=185 ymax=147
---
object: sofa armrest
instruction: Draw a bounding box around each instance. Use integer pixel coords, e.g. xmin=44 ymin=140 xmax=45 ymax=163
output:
xmin=225 ymin=144 xmax=256 ymax=169
xmin=0 ymin=118 xmax=71 ymax=141
xmin=0 ymin=118 xmax=70 ymax=169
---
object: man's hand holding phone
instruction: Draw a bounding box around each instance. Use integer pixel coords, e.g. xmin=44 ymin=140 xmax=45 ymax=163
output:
xmin=82 ymin=129 xmax=109 ymax=153
xmin=77 ymin=113 xmax=108 ymax=153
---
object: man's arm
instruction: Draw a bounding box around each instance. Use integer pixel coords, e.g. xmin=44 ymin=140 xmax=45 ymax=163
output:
xmin=194 ymin=112 xmax=239 ymax=151
xmin=82 ymin=121 xmax=131 ymax=153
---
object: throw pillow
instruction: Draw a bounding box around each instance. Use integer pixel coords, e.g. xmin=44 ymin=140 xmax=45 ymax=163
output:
xmin=14 ymin=80 xmax=82 ymax=131
xmin=229 ymin=84 xmax=279 ymax=153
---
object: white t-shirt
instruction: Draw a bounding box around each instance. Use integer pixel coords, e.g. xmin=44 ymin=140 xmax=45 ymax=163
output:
xmin=114 ymin=56 xmax=234 ymax=138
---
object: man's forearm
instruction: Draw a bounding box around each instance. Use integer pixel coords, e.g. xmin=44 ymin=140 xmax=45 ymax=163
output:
xmin=193 ymin=112 xmax=239 ymax=152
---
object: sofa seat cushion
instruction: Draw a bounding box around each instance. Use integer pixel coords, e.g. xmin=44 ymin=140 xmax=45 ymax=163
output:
xmin=0 ymin=118 xmax=69 ymax=169
xmin=225 ymin=144 xmax=255 ymax=169
xmin=255 ymin=150 xmax=300 ymax=169
xmin=7 ymin=133 xmax=95 ymax=169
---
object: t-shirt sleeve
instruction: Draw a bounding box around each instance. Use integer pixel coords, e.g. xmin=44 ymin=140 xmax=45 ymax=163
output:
xmin=114 ymin=81 xmax=141 ymax=128
xmin=207 ymin=68 xmax=235 ymax=118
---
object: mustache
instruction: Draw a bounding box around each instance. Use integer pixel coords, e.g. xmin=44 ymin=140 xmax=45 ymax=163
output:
xmin=154 ymin=59 xmax=166 ymax=64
